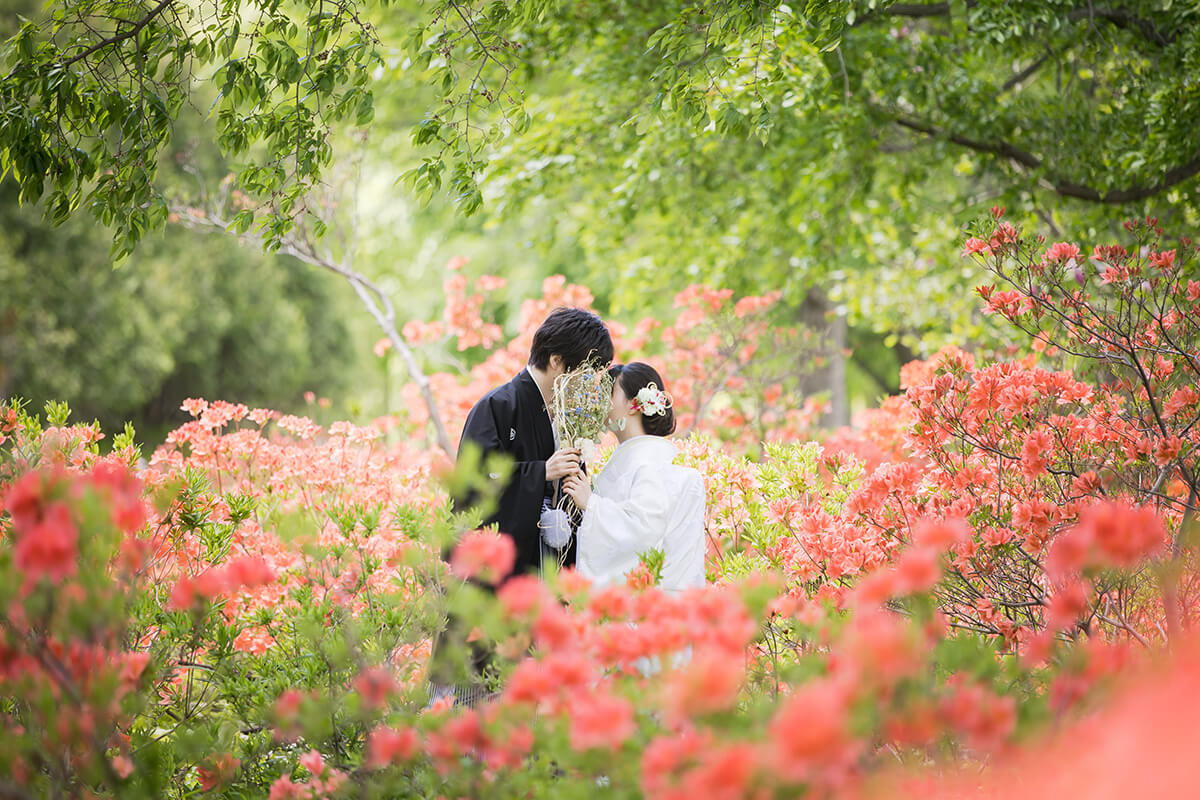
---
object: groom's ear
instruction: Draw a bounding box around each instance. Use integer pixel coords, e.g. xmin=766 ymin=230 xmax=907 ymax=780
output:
xmin=549 ymin=354 xmax=564 ymax=373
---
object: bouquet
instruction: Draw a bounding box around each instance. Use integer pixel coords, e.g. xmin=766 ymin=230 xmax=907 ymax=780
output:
xmin=551 ymin=364 xmax=613 ymax=465
xmin=539 ymin=364 xmax=613 ymax=554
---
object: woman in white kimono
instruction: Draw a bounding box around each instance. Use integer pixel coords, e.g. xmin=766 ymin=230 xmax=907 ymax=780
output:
xmin=561 ymin=363 xmax=706 ymax=594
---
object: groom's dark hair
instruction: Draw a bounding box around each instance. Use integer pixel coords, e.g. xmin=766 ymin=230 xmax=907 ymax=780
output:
xmin=529 ymin=307 xmax=613 ymax=372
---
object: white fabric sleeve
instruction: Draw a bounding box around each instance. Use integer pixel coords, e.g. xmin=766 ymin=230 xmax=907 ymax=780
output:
xmin=659 ymin=470 xmax=707 ymax=593
xmin=577 ymin=465 xmax=671 ymax=581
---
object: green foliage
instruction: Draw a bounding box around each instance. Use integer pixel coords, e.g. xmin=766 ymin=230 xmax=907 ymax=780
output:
xmin=0 ymin=0 xmax=380 ymax=256
xmin=5 ymin=0 xmax=1200 ymax=396
xmin=0 ymin=181 xmax=358 ymax=433
xmin=636 ymin=547 xmax=665 ymax=582
xmin=399 ymin=0 xmax=1200 ymax=357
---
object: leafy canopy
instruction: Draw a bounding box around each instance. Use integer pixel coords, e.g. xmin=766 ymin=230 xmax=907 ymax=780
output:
xmin=0 ymin=0 xmax=379 ymax=257
xmin=2 ymin=0 xmax=1199 ymax=343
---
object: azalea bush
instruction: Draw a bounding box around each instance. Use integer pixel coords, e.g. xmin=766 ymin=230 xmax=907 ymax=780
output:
xmin=0 ymin=399 xmax=452 ymax=798
xmin=0 ymin=407 xmax=1048 ymax=798
xmin=2 ymin=218 xmax=1199 ymax=798
xmin=396 ymin=260 xmax=831 ymax=454
xmin=669 ymin=212 xmax=1200 ymax=654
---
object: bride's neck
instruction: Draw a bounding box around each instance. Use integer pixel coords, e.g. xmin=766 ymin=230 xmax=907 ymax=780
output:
xmin=615 ymin=419 xmax=646 ymax=443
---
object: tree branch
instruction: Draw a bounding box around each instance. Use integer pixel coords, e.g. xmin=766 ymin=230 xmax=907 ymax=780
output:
xmin=852 ymin=2 xmax=958 ymax=26
xmin=891 ymin=114 xmax=1200 ymax=204
xmin=892 ymin=114 xmax=1040 ymax=168
xmin=2 ymin=0 xmax=177 ymax=83
xmin=169 ymin=206 xmax=457 ymax=457
xmin=61 ymin=0 xmax=176 ymax=69
xmin=852 ymin=2 xmax=1176 ymax=46
xmin=1000 ymin=49 xmax=1054 ymax=93
xmin=1065 ymin=7 xmax=1176 ymax=47
xmin=889 ymin=2 xmax=955 ymax=16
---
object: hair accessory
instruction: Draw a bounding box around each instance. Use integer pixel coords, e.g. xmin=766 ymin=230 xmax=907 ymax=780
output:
xmin=631 ymin=383 xmax=672 ymax=417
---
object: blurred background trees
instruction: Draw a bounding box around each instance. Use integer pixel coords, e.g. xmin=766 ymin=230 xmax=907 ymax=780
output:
xmin=0 ymin=176 xmax=360 ymax=437
xmin=0 ymin=0 xmax=362 ymax=435
xmin=2 ymin=0 xmax=1199 ymax=437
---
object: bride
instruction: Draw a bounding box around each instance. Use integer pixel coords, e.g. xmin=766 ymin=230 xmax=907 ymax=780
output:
xmin=561 ymin=363 xmax=706 ymax=593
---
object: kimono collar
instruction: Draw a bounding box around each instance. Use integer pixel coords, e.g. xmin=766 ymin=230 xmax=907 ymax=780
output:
xmin=608 ymin=435 xmax=678 ymax=471
xmin=517 ymin=368 xmax=551 ymax=414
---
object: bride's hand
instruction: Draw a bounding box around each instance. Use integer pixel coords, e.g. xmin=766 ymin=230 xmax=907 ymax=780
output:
xmin=561 ymin=473 xmax=591 ymax=510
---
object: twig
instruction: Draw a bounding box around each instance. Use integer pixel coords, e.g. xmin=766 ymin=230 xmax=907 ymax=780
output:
xmin=169 ymin=206 xmax=456 ymax=456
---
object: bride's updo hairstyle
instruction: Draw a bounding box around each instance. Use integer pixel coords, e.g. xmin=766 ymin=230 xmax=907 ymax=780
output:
xmin=608 ymin=362 xmax=676 ymax=437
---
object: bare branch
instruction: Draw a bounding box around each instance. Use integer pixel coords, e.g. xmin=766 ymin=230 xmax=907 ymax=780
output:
xmin=170 ymin=206 xmax=457 ymax=456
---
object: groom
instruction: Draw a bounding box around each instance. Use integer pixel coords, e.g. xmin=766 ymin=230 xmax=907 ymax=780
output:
xmin=456 ymin=306 xmax=614 ymax=576
xmin=429 ymin=308 xmax=612 ymax=707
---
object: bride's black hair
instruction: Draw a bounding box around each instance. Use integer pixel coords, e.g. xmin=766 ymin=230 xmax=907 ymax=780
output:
xmin=608 ymin=362 xmax=676 ymax=437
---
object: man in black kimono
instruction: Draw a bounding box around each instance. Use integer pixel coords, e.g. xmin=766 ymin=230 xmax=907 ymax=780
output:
xmin=456 ymin=306 xmax=614 ymax=574
xmin=430 ymin=307 xmax=613 ymax=705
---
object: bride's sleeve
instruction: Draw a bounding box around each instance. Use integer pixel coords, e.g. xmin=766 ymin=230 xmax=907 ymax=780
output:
xmin=577 ymin=466 xmax=670 ymax=575
xmin=660 ymin=470 xmax=707 ymax=593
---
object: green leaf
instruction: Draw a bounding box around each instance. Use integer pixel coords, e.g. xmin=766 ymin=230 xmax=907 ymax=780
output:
xmin=229 ymin=209 xmax=254 ymax=235
xmin=355 ymin=94 xmax=375 ymax=126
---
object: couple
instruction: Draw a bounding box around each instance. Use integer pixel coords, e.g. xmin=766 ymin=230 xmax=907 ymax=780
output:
xmin=457 ymin=307 xmax=706 ymax=593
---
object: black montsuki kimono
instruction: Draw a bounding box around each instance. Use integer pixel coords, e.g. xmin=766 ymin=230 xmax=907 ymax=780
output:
xmin=456 ymin=369 xmax=576 ymax=576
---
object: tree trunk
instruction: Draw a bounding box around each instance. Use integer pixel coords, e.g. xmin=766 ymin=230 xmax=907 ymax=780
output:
xmin=829 ymin=310 xmax=849 ymax=427
xmin=798 ymin=289 xmax=849 ymax=429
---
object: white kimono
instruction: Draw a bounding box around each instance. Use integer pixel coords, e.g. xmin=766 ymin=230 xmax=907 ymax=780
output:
xmin=576 ymin=436 xmax=706 ymax=593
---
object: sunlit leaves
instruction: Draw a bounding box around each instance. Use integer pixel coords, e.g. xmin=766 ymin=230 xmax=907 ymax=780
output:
xmin=0 ymin=0 xmax=381 ymax=255
xmin=404 ymin=0 xmax=1200 ymax=361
